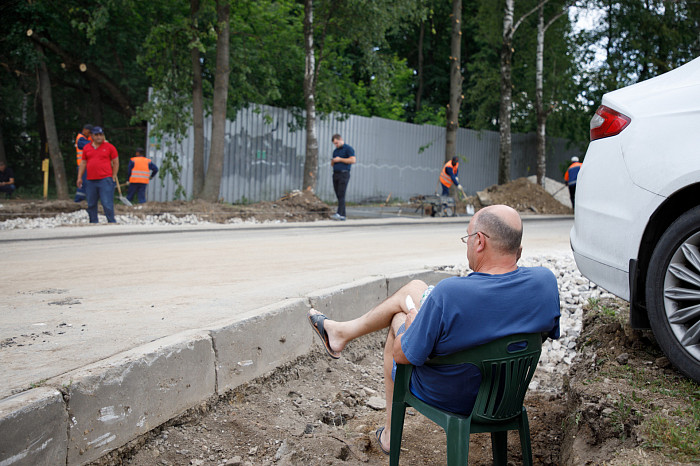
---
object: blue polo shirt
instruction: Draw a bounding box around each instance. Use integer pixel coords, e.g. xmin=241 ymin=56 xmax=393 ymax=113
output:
xmin=400 ymin=267 xmax=560 ymax=415
xmin=332 ymin=144 xmax=355 ymax=172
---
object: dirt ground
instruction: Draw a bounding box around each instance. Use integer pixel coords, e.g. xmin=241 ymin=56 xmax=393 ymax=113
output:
xmin=0 ymin=177 xmax=570 ymax=224
xmin=90 ymin=297 xmax=697 ymax=466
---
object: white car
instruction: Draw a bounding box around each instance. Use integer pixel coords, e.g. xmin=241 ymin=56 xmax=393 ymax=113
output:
xmin=570 ymin=57 xmax=700 ymax=382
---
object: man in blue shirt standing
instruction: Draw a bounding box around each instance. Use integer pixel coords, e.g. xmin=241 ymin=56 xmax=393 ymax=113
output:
xmin=307 ymin=204 xmax=560 ymax=455
xmin=330 ymin=134 xmax=355 ymax=221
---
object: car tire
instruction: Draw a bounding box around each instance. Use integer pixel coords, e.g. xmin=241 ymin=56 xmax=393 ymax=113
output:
xmin=646 ymin=206 xmax=700 ymax=382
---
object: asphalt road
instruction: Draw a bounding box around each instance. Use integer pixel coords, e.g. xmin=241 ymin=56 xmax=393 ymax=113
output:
xmin=1 ymin=216 xmax=573 ymax=399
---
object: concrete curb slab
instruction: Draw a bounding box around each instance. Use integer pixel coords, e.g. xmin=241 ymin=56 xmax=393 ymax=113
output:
xmin=212 ymin=298 xmax=310 ymax=395
xmin=0 ymin=387 xmax=67 ymax=466
xmin=49 ymin=330 xmax=215 ymax=465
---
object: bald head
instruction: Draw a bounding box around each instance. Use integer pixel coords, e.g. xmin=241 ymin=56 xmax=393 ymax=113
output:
xmin=471 ymin=205 xmax=522 ymax=254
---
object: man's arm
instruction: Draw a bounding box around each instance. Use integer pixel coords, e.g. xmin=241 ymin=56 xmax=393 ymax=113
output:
xmin=77 ymin=160 xmax=86 ymax=187
xmin=445 ymin=166 xmax=459 ymax=186
xmin=149 ymin=162 xmax=159 ymax=179
xmin=111 ymin=148 xmax=119 ymax=180
xmin=77 ymin=137 xmax=90 ymax=150
xmin=332 ymin=155 xmax=356 ymax=165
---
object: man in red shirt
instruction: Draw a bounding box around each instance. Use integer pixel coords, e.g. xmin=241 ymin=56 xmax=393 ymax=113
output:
xmin=76 ymin=126 xmax=119 ymax=223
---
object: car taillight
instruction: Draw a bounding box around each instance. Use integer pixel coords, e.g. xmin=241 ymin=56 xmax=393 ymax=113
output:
xmin=590 ymin=105 xmax=631 ymax=141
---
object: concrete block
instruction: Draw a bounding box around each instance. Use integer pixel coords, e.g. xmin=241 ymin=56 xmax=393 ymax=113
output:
xmin=308 ymin=276 xmax=387 ymax=321
xmin=212 ymin=299 xmax=310 ymax=394
xmin=0 ymin=387 xmax=67 ymax=466
xmin=49 ymin=330 xmax=215 ymax=465
xmin=385 ymin=269 xmax=458 ymax=297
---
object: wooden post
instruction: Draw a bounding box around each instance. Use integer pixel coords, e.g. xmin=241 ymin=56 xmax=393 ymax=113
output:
xmin=42 ymin=158 xmax=50 ymax=199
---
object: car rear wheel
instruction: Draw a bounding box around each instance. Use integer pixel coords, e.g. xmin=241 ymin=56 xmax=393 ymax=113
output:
xmin=646 ymin=206 xmax=700 ymax=382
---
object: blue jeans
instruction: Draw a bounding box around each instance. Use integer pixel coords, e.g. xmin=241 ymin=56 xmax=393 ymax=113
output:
xmin=85 ymin=177 xmax=116 ymax=223
xmin=441 ymin=183 xmax=450 ymax=196
xmin=126 ymin=183 xmax=147 ymax=203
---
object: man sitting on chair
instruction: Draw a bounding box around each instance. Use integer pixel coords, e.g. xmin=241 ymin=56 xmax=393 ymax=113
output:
xmin=307 ymin=204 xmax=560 ymax=455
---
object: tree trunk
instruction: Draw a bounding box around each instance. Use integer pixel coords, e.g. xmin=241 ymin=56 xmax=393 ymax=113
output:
xmin=498 ymin=0 xmax=514 ymax=185
xmin=0 ymin=125 xmax=6 ymax=166
xmin=445 ymin=0 xmax=463 ymax=164
xmin=200 ymin=0 xmax=231 ymax=202
xmin=27 ymin=31 xmax=134 ymax=119
xmin=535 ymin=2 xmax=567 ymax=187
xmin=191 ymin=0 xmax=205 ymax=197
xmin=535 ymin=4 xmax=546 ymax=187
xmin=35 ymin=42 xmax=69 ymax=199
xmin=415 ymin=20 xmax=425 ymax=113
xmin=302 ymin=0 xmax=319 ymax=192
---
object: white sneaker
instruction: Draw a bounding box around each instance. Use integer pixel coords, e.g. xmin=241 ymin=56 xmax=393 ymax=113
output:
xmin=331 ymin=213 xmax=346 ymax=221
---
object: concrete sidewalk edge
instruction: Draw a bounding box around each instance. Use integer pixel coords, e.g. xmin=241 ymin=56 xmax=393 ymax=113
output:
xmin=0 ymin=268 xmax=456 ymax=466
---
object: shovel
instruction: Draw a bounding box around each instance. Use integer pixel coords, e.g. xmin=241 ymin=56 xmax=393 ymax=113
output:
xmin=115 ymin=178 xmax=133 ymax=206
xmin=457 ymin=185 xmax=469 ymax=201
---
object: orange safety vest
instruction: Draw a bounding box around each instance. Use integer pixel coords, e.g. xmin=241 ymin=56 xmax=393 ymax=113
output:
xmin=129 ymin=157 xmax=152 ymax=184
xmin=75 ymin=133 xmax=91 ymax=166
xmin=439 ymin=160 xmax=459 ymax=188
xmin=564 ymin=162 xmax=582 ymax=185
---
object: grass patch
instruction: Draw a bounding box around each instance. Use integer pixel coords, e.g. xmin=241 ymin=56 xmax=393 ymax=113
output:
xmin=644 ymin=405 xmax=700 ymax=462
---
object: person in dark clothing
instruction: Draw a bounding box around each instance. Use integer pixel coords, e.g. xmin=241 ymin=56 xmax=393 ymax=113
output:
xmin=439 ymin=156 xmax=461 ymax=196
xmin=126 ymin=148 xmax=158 ymax=204
xmin=565 ymin=156 xmax=582 ymax=210
xmin=330 ymin=134 xmax=356 ymax=221
xmin=74 ymin=124 xmax=93 ymax=202
xmin=0 ymin=162 xmax=16 ymax=198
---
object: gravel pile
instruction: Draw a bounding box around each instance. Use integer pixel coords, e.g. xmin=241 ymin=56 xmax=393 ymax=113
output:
xmin=0 ymin=211 xmax=274 ymax=229
xmin=447 ymin=253 xmax=613 ymax=393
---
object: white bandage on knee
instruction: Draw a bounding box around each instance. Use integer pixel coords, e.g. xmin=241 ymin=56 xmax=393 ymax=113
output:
xmin=405 ymin=295 xmax=416 ymax=311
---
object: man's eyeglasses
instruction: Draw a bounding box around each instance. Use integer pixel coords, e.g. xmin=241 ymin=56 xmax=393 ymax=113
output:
xmin=460 ymin=231 xmax=490 ymax=243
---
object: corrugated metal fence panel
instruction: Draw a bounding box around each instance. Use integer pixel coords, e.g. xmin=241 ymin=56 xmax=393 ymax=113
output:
xmin=147 ymin=104 xmax=582 ymax=203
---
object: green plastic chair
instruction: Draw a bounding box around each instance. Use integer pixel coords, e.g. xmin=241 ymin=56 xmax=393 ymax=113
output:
xmin=389 ymin=333 xmax=543 ymax=465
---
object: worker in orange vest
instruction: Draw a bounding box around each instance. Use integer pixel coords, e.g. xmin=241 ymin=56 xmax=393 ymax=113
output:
xmin=73 ymin=124 xmax=93 ymax=202
xmin=439 ymin=157 xmax=461 ymax=196
xmin=126 ymin=148 xmax=158 ymax=204
xmin=564 ymin=156 xmax=583 ymax=211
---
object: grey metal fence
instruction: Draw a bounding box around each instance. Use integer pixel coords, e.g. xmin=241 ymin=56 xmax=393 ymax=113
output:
xmin=146 ymin=104 xmax=582 ymax=203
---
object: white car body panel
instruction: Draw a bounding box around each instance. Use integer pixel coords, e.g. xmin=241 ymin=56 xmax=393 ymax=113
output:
xmin=571 ymin=57 xmax=700 ymax=299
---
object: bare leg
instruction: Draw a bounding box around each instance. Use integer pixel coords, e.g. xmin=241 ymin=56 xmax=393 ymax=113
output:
xmin=377 ymin=312 xmax=407 ymax=453
xmin=310 ymin=279 xmax=428 ymax=354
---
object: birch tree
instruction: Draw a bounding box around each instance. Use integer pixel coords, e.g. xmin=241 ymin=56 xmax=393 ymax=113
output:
xmin=190 ymin=0 xmax=206 ymax=198
xmin=302 ymin=0 xmax=319 ymax=192
xmin=535 ymin=2 xmax=569 ymax=186
xmin=498 ymin=0 xmax=545 ymax=184
xmin=444 ymin=0 xmax=463 ymax=164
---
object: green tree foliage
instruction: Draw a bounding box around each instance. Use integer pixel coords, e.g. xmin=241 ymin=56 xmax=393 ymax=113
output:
xmin=1 ymin=0 xmax=699 ymax=195
xmin=576 ymin=0 xmax=700 ymax=104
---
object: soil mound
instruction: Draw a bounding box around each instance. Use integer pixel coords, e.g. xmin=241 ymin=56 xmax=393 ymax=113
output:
xmin=461 ymin=177 xmax=572 ymax=215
